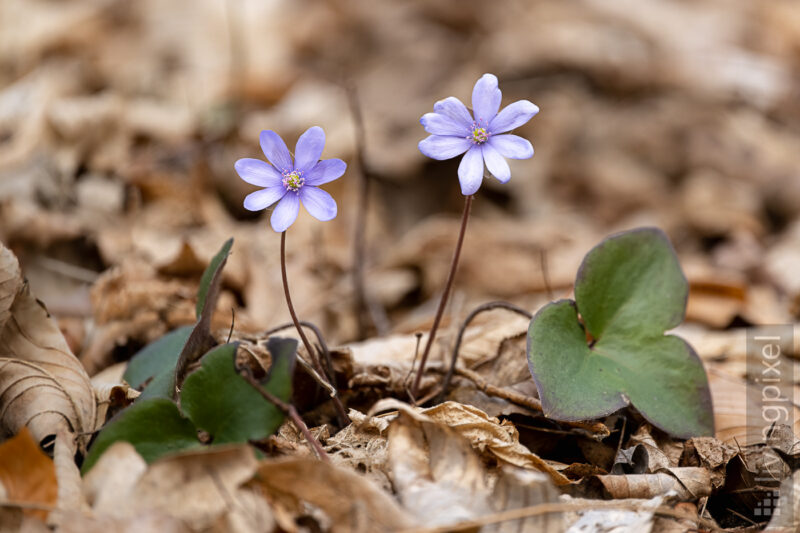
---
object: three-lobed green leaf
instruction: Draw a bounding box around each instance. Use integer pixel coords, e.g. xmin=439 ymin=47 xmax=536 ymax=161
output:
xmin=81 ymin=398 xmax=200 ymax=474
xmin=527 ymin=227 xmax=714 ymax=438
xmin=181 ymin=339 xmax=296 ymax=444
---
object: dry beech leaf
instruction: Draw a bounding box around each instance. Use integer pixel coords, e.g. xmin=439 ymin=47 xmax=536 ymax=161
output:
xmin=708 ymin=368 xmax=800 ymax=445
xmin=387 ymin=408 xmax=562 ymax=530
xmin=422 ymin=401 xmax=570 ymax=485
xmin=251 ymin=458 xmax=415 ymax=533
xmin=564 ymin=496 xmax=662 ymax=533
xmin=82 ymin=442 xmax=147 ymax=513
xmin=0 ymin=427 xmax=57 ymax=521
xmin=486 ymin=468 xmax=563 ymax=533
xmin=0 ymin=243 xmax=95 ymax=450
xmin=83 ymin=444 xmax=262 ymax=532
xmin=388 ymin=409 xmax=493 ymax=525
xmin=371 ymin=399 xmax=569 ymax=485
xmin=326 ymin=409 xmax=392 ymax=491
xmin=593 ymin=467 xmax=711 ymax=500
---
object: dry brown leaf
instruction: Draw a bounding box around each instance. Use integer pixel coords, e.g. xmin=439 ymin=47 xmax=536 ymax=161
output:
xmin=422 ymin=402 xmax=570 ymax=485
xmin=251 ymin=458 xmax=415 ymax=533
xmin=563 ymin=496 xmax=662 ymax=533
xmin=388 ymin=409 xmax=493 ymax=525
xmin=82 ymin=442 xmax=147 ymax=513
xmin=371 ymin=399 xmax=569 ymax=485
xmin=130 ymin=445 xmax=260 ymax=531
xmin=486 ymin=468 xmax=564 ymax=533
xmin=387 ymin=406 xmax=562 ymax=530
xmin=83 ymin=444 xmax=265 ymax=532
xmin=593 ymin=468 xmax=711 ymax=501
xmin=326 ymin=409 xmax=392 ymax=491
xmin=0 ymin=243 xmax=95 ymax=450
xmin=708 ymin=368 xmax=800 ymax=445
xmin=0 ymin=427 xmax=57 ymax=521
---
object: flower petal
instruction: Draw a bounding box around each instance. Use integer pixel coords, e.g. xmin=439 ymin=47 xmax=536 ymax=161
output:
xmin=488 ymin=134 xmax=534 ymax=160
xmin=420 ymin=112 xmax=470 ymax=136
xmin=243 ymin=186 xmax=286 ymax=212
xmin=300 ymin=186 xmax=337 ymax=222
xmin=260 ymin=130 xmax=294 ymax=172
xmin=432 ymin=97 xmax=473 ymax=128
xmin=489 ymin=100 xmax=539 ymax=134
xmin=458 ymin=146 xmax=484 ymax=196
xmin=305 ymin=158 xmax=346 ymax=186
xmin=482 ymin=143 xmax=511 ymax=183
xmin=235 ymin=158 xmax=283 ymax=187
xmin=294 ymin=126 xmax=326 ymax=173
xmin=419 ymin=135 xmax=471 ymax=161
xmin=472 ymin=74 xmax=501 ymax=124
xmin=270 ymin=193 xmax=300 ymax=232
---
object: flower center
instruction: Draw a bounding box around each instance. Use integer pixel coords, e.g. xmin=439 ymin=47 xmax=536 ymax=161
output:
xmin=470 ymin=126 xmax=489 ymax=144
xmin=282 ymin=170 xmax=305 ymax=192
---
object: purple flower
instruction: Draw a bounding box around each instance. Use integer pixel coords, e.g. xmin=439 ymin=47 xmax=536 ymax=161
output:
xmin=418 ymin=73 xmax=539 ymax=196
xmin=235 ymin=126 xmax=346 ymax=232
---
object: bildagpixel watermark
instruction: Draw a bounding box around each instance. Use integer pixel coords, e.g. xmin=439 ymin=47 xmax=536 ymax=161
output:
xmin=747 ymin=325 xmax=795 ymax=521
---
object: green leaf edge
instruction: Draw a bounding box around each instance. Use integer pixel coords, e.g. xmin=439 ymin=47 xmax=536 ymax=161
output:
xmin=196 ymin=237 xmax=233 ymax=319
xmin=526 ymin=227 xmax=715 ymax=438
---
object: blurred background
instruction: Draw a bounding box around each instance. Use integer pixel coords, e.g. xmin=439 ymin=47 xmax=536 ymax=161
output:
xmin=2 ymin=0 xmax=800 ymax=373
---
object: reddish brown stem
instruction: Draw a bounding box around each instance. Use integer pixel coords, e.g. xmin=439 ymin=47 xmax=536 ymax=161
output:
xmin=410 ymin=194 xmax=473 ymax=399
xmin=238 ymin=368 xmax=330 ymax=462
xmin=281 ymin=231 xmax=350 ymax=426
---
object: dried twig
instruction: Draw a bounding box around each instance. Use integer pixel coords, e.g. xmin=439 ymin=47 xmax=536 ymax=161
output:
xmin=437 ymin=300 xmax=532 ymax=403
xmin=438 ymin=365 xmax=609 ymax=438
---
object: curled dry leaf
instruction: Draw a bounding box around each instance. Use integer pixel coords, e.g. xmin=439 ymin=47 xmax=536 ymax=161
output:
xmin=387 ymin=406 xmax=562 ymax=531
xmin=251 ymin=458 xmax=415 ymax=533
xmin=422 ymin=401 xmax=570 ymax=485
xmin=370 ymin=399 xmax=569 ymax=485
xmin=83 ymin=443 xmax=265 ymax=533
xmin=0 ymin=243 xmax=95 ymax=450
xmin=593 ymin=467 xmax=711 ymax=501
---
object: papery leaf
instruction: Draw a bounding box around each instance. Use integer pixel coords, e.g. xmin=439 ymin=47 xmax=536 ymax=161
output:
xmin=82 ymin=398 xmax=200 ymax=474
xmin=527 ymin=228 xmax=713 ymax=438
xmin=0 ymin=243 xmax=96 ymax=450
xmin=180 ymin=338 xmax=296 ymax=444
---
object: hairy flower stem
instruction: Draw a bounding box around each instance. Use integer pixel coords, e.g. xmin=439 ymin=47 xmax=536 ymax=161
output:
xmin=410 ymin=194 xmax=473 ymax=400
xmin=281 ymin=231 xmax=350 ymax=425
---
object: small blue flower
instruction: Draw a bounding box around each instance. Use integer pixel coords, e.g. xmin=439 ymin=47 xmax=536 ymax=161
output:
xmin=236 ymin=126 xmax=346 ymax=232
xmin=418 ymin=74 xmax=539 ymax=196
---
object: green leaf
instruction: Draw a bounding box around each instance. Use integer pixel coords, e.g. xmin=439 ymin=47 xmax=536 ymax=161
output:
xmin=196 ymin=238 xmax=233 ymax=319
xmin=173 ymin=238 xmax=233 ymax=393
xmin=180 ymin=338 xmax=296 ymax=444
xmin=527 ymin=228 xmax=714 ymax=438
xmin=123 ymin=326 xmax=193 ymax=390
xmin=82 ymin=398 xmax=200 ymax=474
